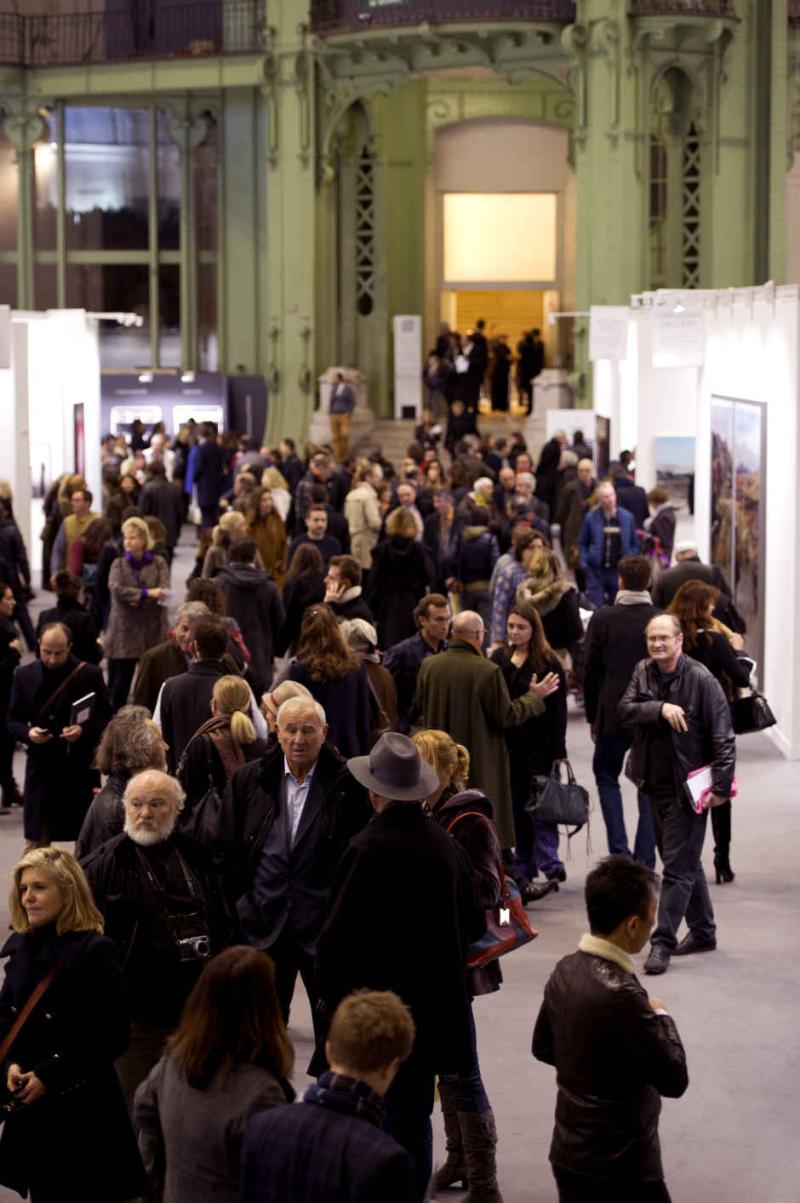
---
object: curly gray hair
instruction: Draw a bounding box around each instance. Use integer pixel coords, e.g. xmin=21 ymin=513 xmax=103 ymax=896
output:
xmin=93 ymin=706 xmax=165 ymax=777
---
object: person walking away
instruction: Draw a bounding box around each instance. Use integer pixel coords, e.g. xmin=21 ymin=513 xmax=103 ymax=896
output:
xmin=105 ymin=516 xmax=170 ymax=712
xmin=275 ymin=543 xmax=326 ymax=657
xmin=491 ymin=601 xmax=568 ymax=894
xmin=578 ymin=481 xmax=639 ymax=607
xmin=8 ymin=623 xmax=110 ymax=848
xmin=139 ymin=461 xmax=183 ymax=565
xmin=242 ymin=990 xmax=415 ymax=1203
xmin=451 ymin=504 xmax=499 ymax=636
xmin=367 ymin=508 xmax=431 ymax=651
xmin=583 ymin=555 xmax=659 ymax=867
xmin=0 ymin=848 xmax=147 ymax=1202
xmin=329 ymin=372 xmax=357 ymax=462
xmin=216 ymin=538 xmax=285 ymax=697
xmin=134 ymin=946 xmax=294 ymax=1203
xmin=618 ymin=614 xmax=735 ymax=976
xmin=644 ymin=488 xmax=678 ymax=564
xmin=666 ymin=580 xmax=752 ymax=884
xmin=490 ymin=335 xmax=511 ymax=413
xmin=194 ymin=422 xmax=227 ymax=531
xmin=287 ymin=605 xmax=371 ymax=757
xmin=344 ymin=463 xmax=384 ymax=594
xmin=316 ymin=734 xmax=484 ymax=1201
xmin=533 ymin=856 xmax=688 ymax=1203
xmin=413 ymin=729 xmax=505 ymax=1202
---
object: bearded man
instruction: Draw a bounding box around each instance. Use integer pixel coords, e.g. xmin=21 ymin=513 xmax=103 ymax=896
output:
xmin=82 ymin=769 xmax=236 ymax=1107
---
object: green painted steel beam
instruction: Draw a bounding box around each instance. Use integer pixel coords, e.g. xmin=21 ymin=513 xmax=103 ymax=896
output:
xmin=21 ymin=56 xmax=264 ymax=100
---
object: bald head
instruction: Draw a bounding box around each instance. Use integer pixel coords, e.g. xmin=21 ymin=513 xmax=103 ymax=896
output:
xmin=452 ymin=610 xmax=485 ymax=650
xmin=577 ymin=458 xmax=594 ymax=486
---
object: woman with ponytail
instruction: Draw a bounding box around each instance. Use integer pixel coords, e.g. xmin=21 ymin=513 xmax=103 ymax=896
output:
xmin=177 ymin=675 xmax=266 ymax=827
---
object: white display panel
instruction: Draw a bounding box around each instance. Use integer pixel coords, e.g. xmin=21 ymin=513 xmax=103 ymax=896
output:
xmin=443 ymin=193 xmax=557 ymax=284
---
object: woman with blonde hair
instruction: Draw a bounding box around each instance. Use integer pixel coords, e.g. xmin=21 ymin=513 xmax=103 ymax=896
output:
xmin=261 ymin=465 xmax=291 ymax=522
xmin=105 ymin=515 xmax=170 ymax=711
xmin=178 ymin=674 xmax=266 ymax=830
xmin=0 ymin=848 xmax=146 ymax=1202
xmin=134 ymin=946 xmax=294 ymax=1203
xmin=412 ymin=729 xmax=505 ymax=1200
xmin=367 ymin=506 xmax=431 ymax=649
xmin=202 ymin=510 xmax=265 ymax=579
xmin=515 ymin=546 xmax=583 ymax=665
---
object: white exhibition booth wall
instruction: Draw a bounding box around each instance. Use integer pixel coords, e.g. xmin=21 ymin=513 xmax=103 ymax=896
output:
xmin=591 ymin=284 xmax=800 ymax=758
xmin=0 ymin=308 xmax=101 ymax=559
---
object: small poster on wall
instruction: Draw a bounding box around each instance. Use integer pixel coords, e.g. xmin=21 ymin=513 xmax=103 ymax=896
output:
xmin=652 ymin=309 xmax=705 ymax=367
xmin=588 ymin=306 xmax=629 ymax=362
xmin=655 ymin=436 xmax=695 ymax=513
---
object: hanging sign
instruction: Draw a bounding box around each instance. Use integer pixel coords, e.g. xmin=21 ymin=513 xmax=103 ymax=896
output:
xmin=588 ymin=306 xmax=629 ymax=362
xmin=652 ymin=308 xmax=705 ymax=367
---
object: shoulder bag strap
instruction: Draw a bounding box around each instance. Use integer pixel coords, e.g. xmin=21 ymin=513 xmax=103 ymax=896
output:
xmin=445 ymin=810 xmax=508 ymax=898
xmin=0 ymin=961 xmax=62 ymax=1067
xmin=32 ymin=660 xmax=87 ymax=727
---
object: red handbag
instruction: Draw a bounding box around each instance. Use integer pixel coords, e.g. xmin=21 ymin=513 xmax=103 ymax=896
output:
xmin=447 ymin=811 xmax=538 ymax=970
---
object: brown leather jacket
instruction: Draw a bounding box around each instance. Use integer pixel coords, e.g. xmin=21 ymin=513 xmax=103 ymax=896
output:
xmin=533 ymin=950 xmax=688 ymax=1183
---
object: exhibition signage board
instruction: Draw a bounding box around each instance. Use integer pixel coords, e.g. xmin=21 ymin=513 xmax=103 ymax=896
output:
xmin=652 ymin=308 xmax=705 ymax=367
xmin=588 ymin=306 xmax=629 ymax=362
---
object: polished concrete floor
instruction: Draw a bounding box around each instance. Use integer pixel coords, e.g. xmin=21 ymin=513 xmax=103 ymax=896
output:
xmin=0 ymin=529 xmax=798 ymax=1202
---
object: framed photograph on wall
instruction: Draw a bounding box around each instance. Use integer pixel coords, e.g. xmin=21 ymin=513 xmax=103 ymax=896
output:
xmin=655 ymin=436 xmax=695 ymax=513
xmin=710 ymin=396 xmax=766 ymax=683
xmin=73 ymin=403 xmax=86 ymax=480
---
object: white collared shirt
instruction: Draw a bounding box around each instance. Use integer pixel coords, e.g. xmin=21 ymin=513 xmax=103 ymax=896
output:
xmin=284 ymin=757 xmax=317 ymax=845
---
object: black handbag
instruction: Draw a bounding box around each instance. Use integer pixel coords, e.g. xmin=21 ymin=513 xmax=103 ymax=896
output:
xmin=177 ymin=736 xmax=225 ymax=846
xmin=526 ymin=760 xmax=590 ymax=833
xmin=731 ymin=692 xmax=776 ymax=736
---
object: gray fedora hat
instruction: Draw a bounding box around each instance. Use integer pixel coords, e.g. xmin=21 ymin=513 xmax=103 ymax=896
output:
xmin=347 ymin=732 xmax=439 ymax=801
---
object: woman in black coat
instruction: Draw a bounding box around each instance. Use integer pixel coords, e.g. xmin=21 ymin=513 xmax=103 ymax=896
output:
xmin=515 ymin=547 xmax=584 ymax=662
xmin=275 ymin=542 xmax=325 ymax=657
xmin=0 ymin=582 xmax=22 ymax=808
xmin=367 ymin=507 xmax=431 ymax=650
xmin=287 ymin=606 xmax=370 ymax=758
xmin=0 ymin=847 xmax=146 ymax=1202
xmin=668 ymin=580 xmax=752 ymax=884
xmin=35 ymin=570 xmax=101 ymax=665
xmin=491 ymin=599 xmax=568 ymax=893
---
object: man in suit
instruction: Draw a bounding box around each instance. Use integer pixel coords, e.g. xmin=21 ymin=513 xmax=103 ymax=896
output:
xmin=7 ymin=622 xmax=110 ymax=846
xmin=329 ymin=372 xmax=357 ymax=462
xmin=583 ymin=555 xmax=659 ymax=867
xmin=214 ymin=696 xmax=371 ymax=1035
xmin=316 ymin=733 xmax=484 ymax=1202
xmin=193 ymin=421 xmax=226 ymax=530
xmin=651 ymin=540 xmax=744 ymax=634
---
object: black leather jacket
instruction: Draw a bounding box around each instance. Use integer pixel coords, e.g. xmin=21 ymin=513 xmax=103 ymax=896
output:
xmin=533 ymin=950 xmax=688 ymax=1182
xmin=618 ymin=654 xmax=735 ymax=800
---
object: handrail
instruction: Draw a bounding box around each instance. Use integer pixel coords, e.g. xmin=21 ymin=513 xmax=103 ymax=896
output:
xmin=310 ymin=0 xmax=577 ymax=34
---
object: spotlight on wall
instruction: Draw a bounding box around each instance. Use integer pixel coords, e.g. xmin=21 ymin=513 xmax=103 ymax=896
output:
xmin=181 ymin=371 xmax=196 ymax=384
xmin=673 ymin=301 xmax=686 ymax=315
xmin=138 ymin=372 xmax=153 ymax=384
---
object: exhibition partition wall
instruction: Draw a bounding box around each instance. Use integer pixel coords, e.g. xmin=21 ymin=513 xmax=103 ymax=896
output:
xmin=591 ymin=285 xmax=800 ymax=758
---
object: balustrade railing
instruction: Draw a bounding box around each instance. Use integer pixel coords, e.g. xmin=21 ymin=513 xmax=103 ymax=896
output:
xmin=310 ymin=0 xmax=576 ymax=34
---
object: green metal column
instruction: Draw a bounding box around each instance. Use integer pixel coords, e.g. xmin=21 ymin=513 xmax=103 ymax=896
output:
xmin=4 ymin=97 xmax=45 ymax=309
xmin=263 ymin=1 xmax=317 ymax=445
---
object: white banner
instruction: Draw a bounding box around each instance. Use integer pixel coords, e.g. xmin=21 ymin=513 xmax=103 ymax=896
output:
xmin=588 ymin=306 xmax=629 ymax=362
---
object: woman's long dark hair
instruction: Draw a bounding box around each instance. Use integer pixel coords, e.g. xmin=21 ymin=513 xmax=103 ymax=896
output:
xmin=285 ymin=541 xmax=324 ymax=582
xmin=667 ymin=579 xmax=719 ymax=651
xmin=166 ymin=946 xmax=293 ymax=1089
xmin=296 ymin=603 xmax=358 ymax=681
xmin=82 ymin=517 xmax=114 ymax=558
xmin=506 ymin=599 xmax=557 ymax=675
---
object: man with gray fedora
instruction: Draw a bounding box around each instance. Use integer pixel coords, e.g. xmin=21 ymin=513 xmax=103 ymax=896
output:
xmin=317 ymin=732 xmax=485 ymax=1203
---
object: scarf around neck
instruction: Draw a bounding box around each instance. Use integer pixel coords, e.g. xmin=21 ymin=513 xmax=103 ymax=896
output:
xmin=304 ymin=1072 xmax=385 ymax=1129
xmin=614 ymin=589 xmax=652 ymax=606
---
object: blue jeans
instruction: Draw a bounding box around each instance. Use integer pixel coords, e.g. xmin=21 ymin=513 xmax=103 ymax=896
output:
xmin=439 ymin=1005 xmax=490 ymax=1115
xmin=593 ymin=733 xmax=656 ymax=869
xmin=585 ymin=565 xmax=619 ymax=608
xmin=510 ymin=767 xmax=564 ymax=881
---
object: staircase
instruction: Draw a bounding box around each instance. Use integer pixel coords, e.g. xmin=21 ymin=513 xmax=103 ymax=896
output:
xmin=353 ymin=410 xmax=550 ymax=467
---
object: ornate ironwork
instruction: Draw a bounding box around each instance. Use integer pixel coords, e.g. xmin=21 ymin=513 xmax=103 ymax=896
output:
xmin=629 ymin=0 xmax=736 ymax=16
xmin=354 ymin=144 xmax=375 ymax=318
xmin=0 ymin=0 xmax=265 ymax=67
xmin=681 ymin=123 xmax=702 ymax=289
xmin=310 ymin=0 xmax=576 ymax=34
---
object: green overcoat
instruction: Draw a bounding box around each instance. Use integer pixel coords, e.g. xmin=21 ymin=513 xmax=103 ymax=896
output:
xmin=417 ymin=639 xmax=543 ymax=848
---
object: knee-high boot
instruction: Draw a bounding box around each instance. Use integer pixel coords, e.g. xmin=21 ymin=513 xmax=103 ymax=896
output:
xmin=711 ymin=800 xmax=734 ymax=883
xmin=459 ymin=1109 xmax=504 ymax=1203
xmin=433 ymin=1081 xmax=467 ymax=1191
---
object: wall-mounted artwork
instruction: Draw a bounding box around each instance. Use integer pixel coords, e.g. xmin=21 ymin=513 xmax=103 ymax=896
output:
xmin=710 ymin=396 xmax=766 ymax=682
xmin=655 ymin=436 xmax=695 ymax=513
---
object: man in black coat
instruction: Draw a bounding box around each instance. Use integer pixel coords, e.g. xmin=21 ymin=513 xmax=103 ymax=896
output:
xmin=242 ymin=990 xmax=415 ymax=1203
xmin=618 ymin=614 xmax=735 ymax=977
xmin=216 ymin=538 xmax=285 ymax=696
xmin=583 ymin=555 xmax=659 ymax=868
xmin=533 ymin=856 xmax=688 ymax=1203
xmin=156 ymin=617 xmax=232 ymax=773
xmin=383 ymin=594 xmax=450 ymax=733
xmin=651 ymin=541 xmax=745 ymax=633
xmin=612 ymin=468 xmax=650 ymax=529
xmin=214 ymin=696 xmax=371 ymax=1035
xmin=193 ymin=421 xmax=226 ymax=530
xmin=316 ymin=733 xmax=484 ymax=1202
xmin=324 ymin=555 xmax=374 ymax=624
xmin=82 ymin=768 xmax=236 ymax=1107
xmin=138 ymin=462 xmax=184 ymax=557
xmin=7 ymin=622 xmax=110 ymax=844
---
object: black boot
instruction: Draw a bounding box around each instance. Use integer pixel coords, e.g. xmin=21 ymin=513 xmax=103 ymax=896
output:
xmin=433 ymin=1081 xmax=467 ymax=1191
xmin=459 ymin=1109 xmax=504 ymax=1203
xmin=711 ymin=801 xmax=735 ymax=883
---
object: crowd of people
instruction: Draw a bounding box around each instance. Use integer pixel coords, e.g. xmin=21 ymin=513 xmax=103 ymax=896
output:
xmin=0 ymin=413 xmax=755 ymax=1203
xmin=423 ymin=321 xmax=546 ymax=419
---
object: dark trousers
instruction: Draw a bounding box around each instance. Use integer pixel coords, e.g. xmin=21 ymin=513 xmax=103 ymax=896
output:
xmin=107 ymin=657 xmax=137 ymax=713
xmin=14 ymin=600 xmax=37 ymax=652
xmin=116 ymin=1021 xmax=171 ymax=1113
xmin=711 ymin=799 xmax=732 ymax=858
xmin=199 ymin=502 xmax=219 ymax=531
xmin=384 ymin=1055 xmax=436 ymax=1203
xmin=510 ymin=768 xmax=564 ymax=881
xmin=269 ymin=926 xmax=323 ymax=1046
xmin=554 ymin=1166 xmax=671 ymax=1203
xmin=439 ymin=1004 xmax=490 ymax=1115
xmin=585 ymin=565 xmax=620 ymax=608
xmin=650 ymin=793 xmax=715 ymax=951
xmin=593 ymin=733 xmax=656 ymax=868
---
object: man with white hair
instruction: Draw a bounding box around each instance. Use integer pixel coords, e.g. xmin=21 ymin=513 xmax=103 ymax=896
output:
xmin=513 ymin=472 xmax=551 ymax=538
xmin=82 ymin=769 xmax=235 ymax=1106
xmin=215 ymin=696 xmax=371 ymax=1030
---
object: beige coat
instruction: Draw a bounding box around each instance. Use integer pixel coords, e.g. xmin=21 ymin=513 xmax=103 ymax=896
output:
xmin=344 ymin=482 xmax=382 ymax=570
